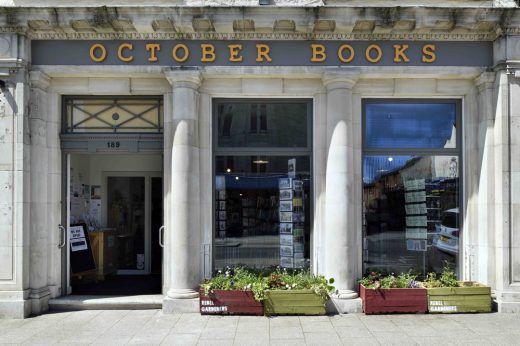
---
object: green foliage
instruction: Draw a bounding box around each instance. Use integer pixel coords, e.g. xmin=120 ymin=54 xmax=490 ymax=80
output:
xmin=359 ymin=271 xmax=420 ymax=289
xmin=266 ymin=268 xmax=335 ymax=302
xmin=201 ymin=267 xmax=269 ymax=301
xmin=423 ymin=266 xmax=459 ymax=288
xmin=201 ymin=267 xmax=335 ymax=302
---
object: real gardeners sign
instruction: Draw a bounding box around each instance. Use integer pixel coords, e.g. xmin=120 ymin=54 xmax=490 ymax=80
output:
xmin=31 ymin=40 xmax=493 ymax=66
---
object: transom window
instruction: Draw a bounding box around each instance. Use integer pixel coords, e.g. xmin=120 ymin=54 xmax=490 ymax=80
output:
xmin=63 ymin=96 xmax=163 ymax=133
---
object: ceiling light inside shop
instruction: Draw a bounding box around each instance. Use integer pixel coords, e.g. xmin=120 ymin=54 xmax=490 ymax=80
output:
xmin=235 ymin=176 xmax=239 ymax=180
xmin=226 ymin=168 xmax=231 ymax=172
xmin=253 ymin=160 xmax=269 ymax=164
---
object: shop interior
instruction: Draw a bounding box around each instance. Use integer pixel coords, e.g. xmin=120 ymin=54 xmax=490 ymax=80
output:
xmin=67 ymin=153 xmax=163 ymax=295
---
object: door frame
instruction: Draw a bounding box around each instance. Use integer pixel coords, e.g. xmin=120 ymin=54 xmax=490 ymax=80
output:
xmin=103 ymin=171 xmax=162 ymax=275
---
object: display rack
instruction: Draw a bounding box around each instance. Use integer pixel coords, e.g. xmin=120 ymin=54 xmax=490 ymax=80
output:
xmin=279 ymin=177 xmax=305 ymax=268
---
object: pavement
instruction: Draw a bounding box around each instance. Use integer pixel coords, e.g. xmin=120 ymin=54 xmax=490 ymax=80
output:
xmin=1 ymin=310 xmax=520 ymax=345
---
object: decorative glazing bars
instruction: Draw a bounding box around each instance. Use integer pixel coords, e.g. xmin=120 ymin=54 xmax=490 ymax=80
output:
xmin=63 ymin=97 xmax=163 ymax=133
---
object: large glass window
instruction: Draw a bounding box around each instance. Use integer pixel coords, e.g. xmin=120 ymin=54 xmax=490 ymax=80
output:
xmin=362 ymin=100 xmax=461 ymax=276
xmin=214 ymin=99 xmax=312 ymax=270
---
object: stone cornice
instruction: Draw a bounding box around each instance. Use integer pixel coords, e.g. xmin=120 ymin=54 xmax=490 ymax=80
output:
xmin=20 ymin=31 xmax=500 ymax=41
xmin=0 ymin=6 xmax=517 ymax=41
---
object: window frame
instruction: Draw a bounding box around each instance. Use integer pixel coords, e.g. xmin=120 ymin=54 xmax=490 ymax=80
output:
xmin=62 ymin=95 xmax=164 ymax=134
xmin=361 ymin=98 xmax=463 ymax=276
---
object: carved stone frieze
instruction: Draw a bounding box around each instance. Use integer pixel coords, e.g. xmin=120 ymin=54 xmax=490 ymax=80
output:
xmin=24 ymin=30 xmax=498 ymax=41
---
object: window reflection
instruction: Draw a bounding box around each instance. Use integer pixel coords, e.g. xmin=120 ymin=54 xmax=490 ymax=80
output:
xmin=365 ymin=103 xmax=457 ymax=149
xmin=363 ymin=155 xmax=459 ymax=275
xmin=217 ymin=102 xmax=308 ymax=148
xmin=214 ymin=156 xmax=311 ymax=269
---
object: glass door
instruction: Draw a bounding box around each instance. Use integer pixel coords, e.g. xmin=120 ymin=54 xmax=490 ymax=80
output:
xmin=107 ymin=176 xmax=148 ymax=274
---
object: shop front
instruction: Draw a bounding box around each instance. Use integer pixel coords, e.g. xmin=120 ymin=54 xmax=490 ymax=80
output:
xmin=1 ymin=4 xmax=520 ymax=318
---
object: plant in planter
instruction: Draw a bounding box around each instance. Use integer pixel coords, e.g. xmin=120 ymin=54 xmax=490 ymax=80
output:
xmin=263 ymin=268 xmax=335 ymax=316
xmin=358 ymin=271 xmax=427 ymax=314
xmin=200 ymin=267 xmax=268 ymax=315
xmin=423 ymin=267 xmax=491 ymax=313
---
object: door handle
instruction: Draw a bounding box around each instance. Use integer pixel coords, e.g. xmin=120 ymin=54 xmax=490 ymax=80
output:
xmin=159 ymin=225 xmax=165 ymax=248
xmin=58 ymin=224 xmax=66 ymax=248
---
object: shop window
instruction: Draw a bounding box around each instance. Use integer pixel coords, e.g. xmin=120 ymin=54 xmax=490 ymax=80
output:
xmin=362 ymin=100 xmax=461 ymax=277
xmin=213 ymin=99 xmax=312 ymax=270
xmin=63 ymin=96 xmax=163 ymax=133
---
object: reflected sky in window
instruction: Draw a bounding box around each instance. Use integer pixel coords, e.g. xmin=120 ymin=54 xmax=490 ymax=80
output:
xmin=365 ymin=103 xmax=457 ymax=149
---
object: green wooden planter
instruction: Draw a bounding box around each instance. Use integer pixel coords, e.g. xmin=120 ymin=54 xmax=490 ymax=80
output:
xmin=263 ymin=289 xmax=327 ymax=316
xmin=427 ymin=282 xmax=491 ymax=313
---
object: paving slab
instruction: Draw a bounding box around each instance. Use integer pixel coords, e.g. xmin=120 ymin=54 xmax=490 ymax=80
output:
xmin=1 ymin=310 xmax=520 ymax=345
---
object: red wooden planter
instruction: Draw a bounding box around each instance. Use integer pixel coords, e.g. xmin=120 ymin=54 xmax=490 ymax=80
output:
xmin=199 ymin=289 xmax=263 ymax=315
xmin=360 ymin=284 xmax=427 ymax=314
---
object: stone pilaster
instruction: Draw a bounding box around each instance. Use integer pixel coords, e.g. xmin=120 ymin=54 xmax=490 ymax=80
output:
xmin=163 ymin=68 xmax=202 ymax=313
xmin=494 ymin=65 xmax=520 ymax=312
xmin=322 ymin=71 xmax=362 ymax=313
xmin=28 ymin=71 xmax=51 ymax=315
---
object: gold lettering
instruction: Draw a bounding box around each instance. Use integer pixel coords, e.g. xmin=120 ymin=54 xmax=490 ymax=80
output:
xmin=422 ymin=44 xmax=436 ymax=63
xmin=338 ymin=44 xmax=355 ymax=63
xmin=311 ymin=44 xmax=326 ymax=62
xmin=393 ymin=44 xmax=410 ymax=63
xmin=365 ymin=44 xmax=382 ymax=63
xmin=201 ymin=44 xmax=216 ymax=63
xmin=89 ymin=43 xmax=107 ymax=63
xmin=172 ymin=44 xmax=189 ymax=63
xmin=117 ymin=43 xmax=134 ymax=63
xmin=228 ymin=44 xmax=243 ymax=62
xmin=146 ymin=44 xmax=161 ymax=62
xmin=256 ymin=44 xmax=272 ymax=62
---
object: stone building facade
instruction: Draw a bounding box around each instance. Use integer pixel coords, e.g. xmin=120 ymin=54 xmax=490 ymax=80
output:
xmin=1 ymin=0 xmax=520 ymax=318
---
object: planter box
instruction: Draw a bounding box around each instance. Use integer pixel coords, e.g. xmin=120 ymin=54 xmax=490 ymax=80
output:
xmin=199 ymin=289 xmax=263 ymax=315
xmin=263 ymin=289 xmax=326 ymax=316
xmin=427 ymin=282 xmax=491 ymax=313
xmin=359 ymin=284 xmax=427 ymax=314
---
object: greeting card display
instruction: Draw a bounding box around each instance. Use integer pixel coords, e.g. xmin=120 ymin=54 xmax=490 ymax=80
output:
xmin=278 ymin=158 xmax=306 ymax=269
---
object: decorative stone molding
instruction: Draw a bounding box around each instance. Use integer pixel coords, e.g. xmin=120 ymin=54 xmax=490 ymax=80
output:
xmin=474 ymin=71 xmax=496 ymax=92
xmin=24 ymin=31 xmax=499 ymax=41
xmin=322 ymin=71 xmax=359 ymax=90
xmin=29 ymin=70 xmax=50 ymax=91
xmin=165 ymin=68 xmax=202 ymax=90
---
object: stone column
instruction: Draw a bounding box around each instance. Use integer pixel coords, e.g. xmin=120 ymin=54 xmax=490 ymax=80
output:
xmin=28 ymin=71 xmax=51 ymax=315
xmin=163 ymin=68 xmax=202 ymax=313
xmin=322 ymin=72 xmax=361 ymax=312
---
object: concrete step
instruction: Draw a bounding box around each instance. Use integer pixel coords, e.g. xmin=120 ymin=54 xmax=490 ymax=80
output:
xmin=49 ymin=295 xmax=163 ymax=311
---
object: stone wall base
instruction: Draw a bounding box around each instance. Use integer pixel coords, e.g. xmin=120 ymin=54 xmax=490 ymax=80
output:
xmin=162 ymin=297 xmax=199 ymax=314
xmin=327 ymin=297 xmax=363 ymax=314
xmin=0 ymin=298 xmax=30 ymax=319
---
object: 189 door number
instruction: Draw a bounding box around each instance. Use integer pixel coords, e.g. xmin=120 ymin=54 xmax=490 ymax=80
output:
xmin=107 ymin=141 xmax=120 ymax=148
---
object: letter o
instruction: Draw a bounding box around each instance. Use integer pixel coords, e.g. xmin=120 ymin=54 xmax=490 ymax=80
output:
xmin=365 ymin=44 xmax=382 ymax=63
xmin=338 ymin=44 xmax=355 ymax=63
xmin=172 ymin=44 xmax=189 ymax=63
xmin=89 ymin=43 xmax=107 ymax=63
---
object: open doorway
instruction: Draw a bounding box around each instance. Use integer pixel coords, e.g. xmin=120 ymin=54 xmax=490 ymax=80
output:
xmin=65 ymin=153 xmax=163 ymax=296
